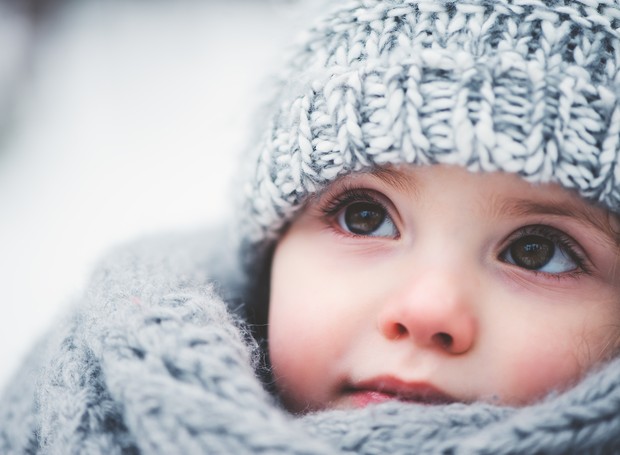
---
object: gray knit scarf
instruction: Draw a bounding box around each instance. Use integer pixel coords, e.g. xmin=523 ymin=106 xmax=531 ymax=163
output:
xmin=3 ymin=0 xmax=620 ymax=452
xmin=1 ymin=229 xmax=618 ymax=454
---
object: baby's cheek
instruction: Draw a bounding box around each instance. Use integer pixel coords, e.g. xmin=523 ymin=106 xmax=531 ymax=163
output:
xmin=504 ymin=342 xmax=585 ymax=404
xmin=268 ymin=325 xmax=333 ymax=412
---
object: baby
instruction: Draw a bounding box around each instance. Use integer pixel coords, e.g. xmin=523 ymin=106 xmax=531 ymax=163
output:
xmin=236 ymin=0 xmax=620 ymax=416
xmin=2 ymin=0 xmax=620 ymax=453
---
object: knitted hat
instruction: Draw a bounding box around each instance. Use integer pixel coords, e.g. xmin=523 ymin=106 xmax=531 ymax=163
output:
xmin=240 ymin=0 xmax=620 ymax=266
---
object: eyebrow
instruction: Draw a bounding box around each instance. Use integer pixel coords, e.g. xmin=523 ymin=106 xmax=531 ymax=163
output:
xmin=368 ymin=167 xmax=419 ymax=195
xmin=496 ymin=197 xmax=620 ymax=247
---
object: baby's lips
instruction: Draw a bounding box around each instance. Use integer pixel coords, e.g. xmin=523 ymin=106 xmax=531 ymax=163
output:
xmin=347 ymin=390 xmax=396 ymax=408
xmin=346 ymin=376 xmax=457 ymax=407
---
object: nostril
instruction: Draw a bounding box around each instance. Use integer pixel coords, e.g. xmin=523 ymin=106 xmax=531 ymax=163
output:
xmin=432 ymin=332 xmax=453 ymax=349
xmin=395 ymin=323 xmax=408 ymax=337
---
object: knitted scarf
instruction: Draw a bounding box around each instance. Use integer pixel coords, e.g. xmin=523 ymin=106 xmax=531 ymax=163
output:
xmin=1 ymin=229 xmax=619 ymax=454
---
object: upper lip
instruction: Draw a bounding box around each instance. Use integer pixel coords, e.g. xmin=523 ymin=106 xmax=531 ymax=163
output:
xmin=346 ymin=376 xmax=457 ymax=405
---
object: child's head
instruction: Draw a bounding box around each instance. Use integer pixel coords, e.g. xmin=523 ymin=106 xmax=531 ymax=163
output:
xmin=239 ymin=0 xmax=620 ymax=412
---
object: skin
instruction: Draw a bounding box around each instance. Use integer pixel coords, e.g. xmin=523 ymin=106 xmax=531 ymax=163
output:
xmin=268 ymin=165 xmax=620 ymax=413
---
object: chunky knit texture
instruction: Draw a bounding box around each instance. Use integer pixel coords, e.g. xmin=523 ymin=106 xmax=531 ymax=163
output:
xmin=2 ymin=0 xmax=620 ymax=453
xmin=1 ymin=230 xmax=620 ymax=454
xmin=242 ymin=0 xmax=620 ymax=263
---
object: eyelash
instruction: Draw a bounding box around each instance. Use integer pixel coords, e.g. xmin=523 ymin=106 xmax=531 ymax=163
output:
xmin=500 ymin=225 xmax=591 ymax=277
xmin=321 ymin=187 xmax=398 ymax=237
xmin=320 ymin=188 xmax=592 ymax=277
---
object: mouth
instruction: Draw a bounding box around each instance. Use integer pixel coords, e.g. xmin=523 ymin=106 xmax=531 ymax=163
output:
xmin=343 ymin=376 xmax=457 ymax=408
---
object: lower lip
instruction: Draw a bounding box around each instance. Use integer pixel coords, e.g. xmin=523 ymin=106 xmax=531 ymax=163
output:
xmin=349 ymin=390 xmax=396 ymax=408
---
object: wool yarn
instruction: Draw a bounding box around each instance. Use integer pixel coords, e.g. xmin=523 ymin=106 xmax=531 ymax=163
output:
xmin=2 ymin=230 xmax=620 ymax=454
xmin=2 ymin=1 xmax=620 ymax=453
xmin=242 ymin=0 xmax=620 ymax=263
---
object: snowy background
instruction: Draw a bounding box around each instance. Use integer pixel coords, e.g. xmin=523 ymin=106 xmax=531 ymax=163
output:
xmin=0 ymin=0 xmax=323 ymax=391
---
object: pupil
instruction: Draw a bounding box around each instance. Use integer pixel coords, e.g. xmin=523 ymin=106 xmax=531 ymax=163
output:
xmin=510 ymin=235 xmax=554 ymax=270
xmin=345 ymin=202 xmax=385 ymax=234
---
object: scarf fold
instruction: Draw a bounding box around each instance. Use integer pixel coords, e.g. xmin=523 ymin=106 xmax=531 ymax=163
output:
xmin=1 ymin=229 xmax=619 ymax=454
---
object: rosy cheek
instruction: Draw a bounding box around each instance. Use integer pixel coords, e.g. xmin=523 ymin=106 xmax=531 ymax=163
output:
xmin=501 ymin=344 xmax=583 ymax=404
xmin=269 ymin=328 xmax=332 ymax=412
xmin=268 ymin=287 xmax=339 ymax=409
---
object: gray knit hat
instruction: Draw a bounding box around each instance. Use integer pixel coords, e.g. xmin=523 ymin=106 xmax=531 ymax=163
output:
xmin=241 ymin=0 xmax=620 ymax=264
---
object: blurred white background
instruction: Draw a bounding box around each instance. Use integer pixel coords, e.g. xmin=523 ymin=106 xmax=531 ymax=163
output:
xmin=0 ymin=0 xmax=323 ymax=391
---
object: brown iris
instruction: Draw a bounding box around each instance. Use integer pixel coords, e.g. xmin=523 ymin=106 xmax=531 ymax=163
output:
xmin=344 ymin=202 xmax=386 ymax=235
xmin=509 ymin=235 xmax=555 ymax=270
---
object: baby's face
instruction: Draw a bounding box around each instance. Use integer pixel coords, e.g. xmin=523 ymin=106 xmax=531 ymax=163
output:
xmin=268 ymin=165 xmax=620 ymax=413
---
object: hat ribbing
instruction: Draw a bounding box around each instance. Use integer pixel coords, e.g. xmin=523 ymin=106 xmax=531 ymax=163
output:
xmin=241 ymin=0 xmax=620 ymax=260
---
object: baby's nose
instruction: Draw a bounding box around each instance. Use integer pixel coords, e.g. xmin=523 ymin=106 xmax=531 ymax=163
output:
xmin=377 ymin=270 xmax=477 ymax=355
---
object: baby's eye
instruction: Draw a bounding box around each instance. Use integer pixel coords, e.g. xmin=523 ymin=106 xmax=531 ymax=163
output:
xmin=500 ymin=231 xmax=579 ymax=274
xmin=337 ymin=201 xmax=398 ymax=237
